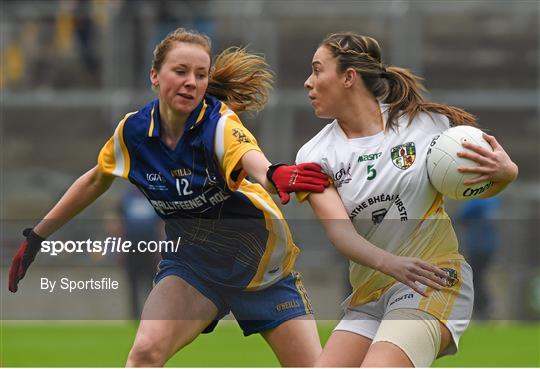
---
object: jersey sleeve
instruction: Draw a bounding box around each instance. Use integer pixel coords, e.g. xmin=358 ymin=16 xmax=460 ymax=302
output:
xmin=97 ymin=111 xmax=138 ymax=179
xmin=294 ymin=140 xmax=329 ymax=203
xmin=214 ymin=110 xmax=262 ymax=191
xmin=432 ymin=113 xmax=452 ymax=131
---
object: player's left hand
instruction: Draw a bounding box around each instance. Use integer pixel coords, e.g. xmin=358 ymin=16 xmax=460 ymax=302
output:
xmin=266 ymin=163 xmax=330 ymax=205
xmin=380 ymin=255 xmax=449 ymax=297
xmin=457 ymin=133 xmax=518 ymax=186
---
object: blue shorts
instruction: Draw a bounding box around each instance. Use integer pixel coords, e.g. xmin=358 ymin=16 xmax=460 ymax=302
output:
xmin=154 ymin=259 xmax=313 ymax=336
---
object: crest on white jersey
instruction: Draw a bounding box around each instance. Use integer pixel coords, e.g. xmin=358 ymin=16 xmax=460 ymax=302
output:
xmin=391 ymin=142 xmax=416 ymax=170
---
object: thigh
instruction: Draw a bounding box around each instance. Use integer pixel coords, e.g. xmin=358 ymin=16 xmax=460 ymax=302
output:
xmin=361 ymin=308 xmax=452 ymax=367
xmin=132 ymin=275 xmax=219 ymax=360
xmin=228 ymin=271 xmax=319 ymax=366
xmin=316 ymin=306 xmax=381 ymax=367
xmin=316 ymin=330 xmax=372 ymax=367
xmin=384 ymin=259 xmax=473 ymax=356
xmin=361 ymin=321 xmax=452 ymax=367
xmin=361 ymin=341 xmax=413 ymax=367
xmin=261 ymin=315 xmax=321 ymax=367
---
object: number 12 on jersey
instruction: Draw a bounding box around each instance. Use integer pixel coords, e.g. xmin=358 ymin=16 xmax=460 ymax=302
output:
xmin=176 ymin=178 xmax=193 ymax=196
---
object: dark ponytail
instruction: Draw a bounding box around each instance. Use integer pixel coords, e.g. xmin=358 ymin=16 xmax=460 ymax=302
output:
xmin=383 ymin=66 xmax=476 ymax=128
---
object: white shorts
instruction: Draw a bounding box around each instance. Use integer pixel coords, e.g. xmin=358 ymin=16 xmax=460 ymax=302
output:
xmin=335 ymin=259 xmax=473 ymax=357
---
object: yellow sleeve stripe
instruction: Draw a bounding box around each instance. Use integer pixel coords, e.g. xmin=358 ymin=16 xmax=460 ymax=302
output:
xmin=97 ymin=137 xmax=116 ymax=176
xmin=112 ymin=111 xmax=137 ymax=178
xmin=241 ymin=186 xmax=297 ymax=290
xmin=147 ymin=106 xmax=155 ymax=137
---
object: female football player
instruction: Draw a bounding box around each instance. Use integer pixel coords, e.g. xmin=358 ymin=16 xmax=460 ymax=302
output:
xmin=297 ymin=32 xmax=518 ymax=367
xmin=9 ymin=28 xmax=330 ymax=367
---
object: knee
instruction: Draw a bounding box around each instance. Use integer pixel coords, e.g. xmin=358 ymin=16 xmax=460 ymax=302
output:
xmin=314 ymin=353 xmax=336 ymax=368
xmin=313 ymin=358 xmax=327 ymax=367
xmin=126 ymin=335 xmax=168 ymax=367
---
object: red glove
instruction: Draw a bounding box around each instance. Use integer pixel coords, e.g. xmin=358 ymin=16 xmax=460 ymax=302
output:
xmin=266 ymin=163 xmax=329 ymax=205
xmin=9 ymin=228 xmax=44 ymax=293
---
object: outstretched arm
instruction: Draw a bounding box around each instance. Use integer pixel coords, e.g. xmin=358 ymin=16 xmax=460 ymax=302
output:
xmin=9 ymin=165 xmax=115 ymax=292
xmin=239 ymin=150 xmax=275 ymax=192
xmin=308 ymin=187 xmax=447 ymax=296
xmin=458 ymin=133 xmax=518 ymax=197
xmin=34 ymin=165 xmax=115 ymax=238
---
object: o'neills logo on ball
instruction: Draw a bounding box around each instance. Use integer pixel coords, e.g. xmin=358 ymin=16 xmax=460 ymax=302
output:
xmin=391 ymin=142 xmax=416 ymax=170
xmin=462 ymin=181 xmax=493 ymax=197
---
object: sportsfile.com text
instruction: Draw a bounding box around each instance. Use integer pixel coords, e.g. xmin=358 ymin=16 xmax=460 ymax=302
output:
xmin=40 ymin=237 xmax=181 ymax=256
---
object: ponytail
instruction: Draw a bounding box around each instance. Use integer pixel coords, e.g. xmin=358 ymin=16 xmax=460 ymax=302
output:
xmin=384 ymin=67 xmax=476 ymax=129
xmin=208 ymin=47 xmax=274 ymax=114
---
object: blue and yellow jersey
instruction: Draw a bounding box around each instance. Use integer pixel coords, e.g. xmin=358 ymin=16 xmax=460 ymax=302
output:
xmin=98 ymin=95 xmax=299 ymax=290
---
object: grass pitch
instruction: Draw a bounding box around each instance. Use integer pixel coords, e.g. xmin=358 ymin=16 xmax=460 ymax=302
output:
xmin=1 ymin=321 xmax=538 ymax=367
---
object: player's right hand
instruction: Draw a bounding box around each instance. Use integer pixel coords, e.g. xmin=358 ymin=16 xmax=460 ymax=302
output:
xmin=8 ymin=228 xmax=45 ymax=293
xmin=380 ymin=255 xmax=449 ymax=297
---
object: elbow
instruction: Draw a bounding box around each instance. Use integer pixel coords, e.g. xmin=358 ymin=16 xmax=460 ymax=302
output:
xmin=325 ymin=226 xmax=342 ymax=244
xmin=320 ymin=219 xmax=337 ymax=240
xmin=322 ymin=220 xmax=349 ymax=248
xmin=86 ymin=166 xmax=114 ymax=193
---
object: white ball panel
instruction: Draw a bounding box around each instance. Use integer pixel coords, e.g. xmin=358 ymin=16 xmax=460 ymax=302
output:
xmin=440 ymin=155 xmax=459 ymax=198
xmin=426 ymin=126 xmax=493 ymax=201
xmin=430 ymin=149 xmax=452 ymax=192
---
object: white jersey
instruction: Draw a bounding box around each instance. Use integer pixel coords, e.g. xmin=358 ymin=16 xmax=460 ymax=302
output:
xmin=296 ymin=104 xmax=464 ymax=307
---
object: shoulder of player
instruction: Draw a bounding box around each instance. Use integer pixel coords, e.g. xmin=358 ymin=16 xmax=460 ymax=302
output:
xmin=398 ymin=111 xmax=451 ymax=134
xmin=119 ymin=100 xmax=158 ymax=144
xmin=297 ymin=120 xmax=336 ymax=162
xmin=212 ymin=100 xmax=244 ymax=130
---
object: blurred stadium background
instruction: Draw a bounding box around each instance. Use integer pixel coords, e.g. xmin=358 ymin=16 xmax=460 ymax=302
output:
xmin=1 ymin=0 xmax=539 ymax=366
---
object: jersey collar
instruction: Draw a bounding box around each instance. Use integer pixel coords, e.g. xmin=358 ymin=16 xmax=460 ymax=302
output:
xmin=184 ymin=97 xmax=208 ymax=132
xmin=146 ymin=97 xmax=209 ymax=138
xmin=147 ymin=100 xmax=160 ymax=138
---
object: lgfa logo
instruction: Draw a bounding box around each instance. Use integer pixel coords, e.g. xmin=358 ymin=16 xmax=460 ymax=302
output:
xmin=146 ymin=172 xmax=165 ymax=183
xmin=333 ymin=162 xmax=352 ymax=187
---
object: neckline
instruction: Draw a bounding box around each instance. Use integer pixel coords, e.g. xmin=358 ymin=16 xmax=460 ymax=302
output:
xmin=333 ymin=102 xmax=388 ymax=148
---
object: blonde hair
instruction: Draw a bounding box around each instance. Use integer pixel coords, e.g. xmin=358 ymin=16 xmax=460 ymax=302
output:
xmin=152 ymin=28 xmax=274 ymax=114
xmin=321 ymin=32 xmax=476 ymax=130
